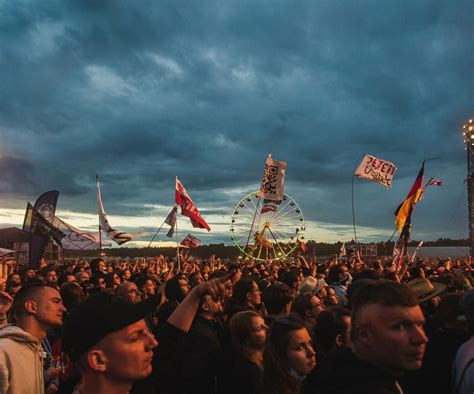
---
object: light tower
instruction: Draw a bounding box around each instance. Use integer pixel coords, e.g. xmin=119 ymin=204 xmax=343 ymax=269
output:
xmin=462 ymin=119 xmax=474 ymax=256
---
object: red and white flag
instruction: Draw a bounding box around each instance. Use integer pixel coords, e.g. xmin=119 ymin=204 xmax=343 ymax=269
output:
xmin=427 ymin=177 xmax=442 ymax=187
xmin=175 ymin=178 xmax=211 ymax=231
xmin=181 ymin=233 xmax=201 ymax=248
xmin=261 ymin=199 xmax=281 ymax=214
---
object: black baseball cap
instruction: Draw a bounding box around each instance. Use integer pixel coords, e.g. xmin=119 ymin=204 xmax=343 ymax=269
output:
xmin=62 ymin=291 xmax=158 ymax=362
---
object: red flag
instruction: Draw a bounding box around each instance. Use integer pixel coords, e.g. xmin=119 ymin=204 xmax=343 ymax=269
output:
xmin=175 ymin=178 xmax=211 ymax=231
xmin=181 ymin=233 xmax=201 ymax=248
xmin=300 ymin=241 xmax=308 ymax=253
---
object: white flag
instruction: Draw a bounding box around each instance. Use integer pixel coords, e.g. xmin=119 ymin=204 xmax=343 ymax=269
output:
xmin=96 ymin=176 xmax=149 ymax=245
xmin=53 ymin=216 xmax=112 ymax=250
xmin=0 ymin=248 xmax=15 ymax=257
xmin=354 ymin=154 xmax=397 ymax=189
xmin=411 ymin=241 xmax=424 ymax=260
xmin=258 ymin=154 xmax=287 ymax=201
xmin=339 ymin=242 xmax=347 ymax=257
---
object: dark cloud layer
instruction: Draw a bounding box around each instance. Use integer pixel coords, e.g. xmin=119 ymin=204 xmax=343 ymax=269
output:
xmin=0 ymin=0 xmax=472 ymax=243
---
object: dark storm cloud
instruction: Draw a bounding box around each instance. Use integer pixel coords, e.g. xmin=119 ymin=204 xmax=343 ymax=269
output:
xmin=0 ymin=0 xmax=472 ymax=243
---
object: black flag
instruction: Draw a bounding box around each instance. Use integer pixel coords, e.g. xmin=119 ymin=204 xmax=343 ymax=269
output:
xmin=27 ymin=190 xmax=59 ymax=266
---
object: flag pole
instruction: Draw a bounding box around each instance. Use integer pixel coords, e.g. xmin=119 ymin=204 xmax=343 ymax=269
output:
xmin=97 ymin=175 xmax=102 ymax=257
xmin=147 ymin=219 xmax=166 ymax=248
xmin=175 ymin=176 xmax=180 ymax=272
xmin=351 ymin=173 xmax=358 ymax=246
xmin=176 ymin=209 xmax=180 ymax=272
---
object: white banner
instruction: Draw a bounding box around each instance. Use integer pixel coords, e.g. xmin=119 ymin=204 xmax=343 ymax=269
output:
xmin=258 ymin=154 xmax=287 ymax=201
xmin=53 ymin=216 xmax=112 ymax=250
xmin=354 ymin=154 xmax=397 ymax=189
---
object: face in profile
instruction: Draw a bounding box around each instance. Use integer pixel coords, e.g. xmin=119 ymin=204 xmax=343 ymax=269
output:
xmin=95 ymin=319 xmax=158 ymax=381
xmin=286 ymin=328 xmax=316 ymax=375
xmin=248 ymin=315 xmax=267 ymax=349
xmin=35 ymin=287 xmax=67 ymax=327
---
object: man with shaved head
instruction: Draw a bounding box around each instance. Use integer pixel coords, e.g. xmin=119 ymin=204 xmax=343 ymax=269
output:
xmin=303 ymin=280 xmax=428 ymax=394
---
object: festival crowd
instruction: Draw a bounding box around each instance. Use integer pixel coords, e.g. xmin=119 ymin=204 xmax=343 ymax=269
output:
xmin=0 ymin=250 xmax=473 ymax=394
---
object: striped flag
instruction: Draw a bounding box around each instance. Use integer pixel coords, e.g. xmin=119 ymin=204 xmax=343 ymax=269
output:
xmin=394 ymin=163 xmax=424 ymax=232
xmin=166 ymin=226 xmax=175 ymax=238
xmin=261 ymin=199 xmax=281 ymax=214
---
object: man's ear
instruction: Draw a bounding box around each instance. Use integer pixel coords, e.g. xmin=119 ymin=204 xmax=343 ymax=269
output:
xmin=202 ymin=301 xmax=210 ymax=312
xmin=354 ymin=323 xmax=372 ymax=346
xmin=335 ymin=334 xmax=344 ymax=347
xmin=87 ymin=349 xmax=108 ymax=372
xmin=24 ymin=300 xmax=37 ymax=315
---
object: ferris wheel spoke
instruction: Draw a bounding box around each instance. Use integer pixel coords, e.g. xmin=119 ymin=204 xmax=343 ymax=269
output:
xmin=267 ymin=227 xmax=287 ymax=257
xmin=272 ymin=207 xmax=299 ymax=223
xmin=257 ymin=243 xmax=264 ymax=260
xmin=272 ymin=228 xmax=293 ymax=242
xmin=248 ymin=197 xmax=260 ymax=212
xmin=236 ymin=234 xmax=252 ymax=245
xmin=272 ymin=215 xmax=302 ymax=228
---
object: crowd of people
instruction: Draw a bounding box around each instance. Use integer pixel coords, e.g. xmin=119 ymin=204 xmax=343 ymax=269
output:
xmin=0 ymin=250 xmax=473 ymax=394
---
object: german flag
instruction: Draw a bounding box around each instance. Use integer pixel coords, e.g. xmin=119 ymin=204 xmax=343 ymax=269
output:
xmin=394 ymin=163 xmax=424 ymax=232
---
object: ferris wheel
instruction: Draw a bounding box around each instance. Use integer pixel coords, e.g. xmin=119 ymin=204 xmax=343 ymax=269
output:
xmin=230 ymin=191 xmax=305 ymax=261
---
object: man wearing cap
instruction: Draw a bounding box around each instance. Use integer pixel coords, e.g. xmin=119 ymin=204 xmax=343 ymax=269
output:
xmin=0 ymin=284 xmax=66 ymax=394
xmin=62 ymin=276 xmax=228 ymax=394
xmin=303 ymin=280 xmax=428 ymax=394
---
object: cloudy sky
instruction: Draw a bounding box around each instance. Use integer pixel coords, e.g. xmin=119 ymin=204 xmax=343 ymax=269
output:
xmin=0 ymin=0 xmax=472 ymax=247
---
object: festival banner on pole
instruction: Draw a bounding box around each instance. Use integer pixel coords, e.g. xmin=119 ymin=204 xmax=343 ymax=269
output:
xmin=26 ymin=190 xmax=60 ymax=266
xmin=175 ymin=178 xmax=211 ymax=231
xmin=181 ymin=233 xmax=201 ymax=248
xmin=24 ymin=203 xmax=66 ymax=245
xmin=53 ymin=216 xmax=111 ymax=250
xmin=354 ymin=154 xmax=397 ymax=189
xmin=96 ymin=176 xmax=149 ymax=245
xmin=258 ymin=154 xmax=287 ymax=201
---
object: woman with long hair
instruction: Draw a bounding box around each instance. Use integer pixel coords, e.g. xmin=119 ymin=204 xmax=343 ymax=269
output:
xmin=262 ymin=317 xmax=316 ymax=394
xmin=225 ymin=310 xmax=267 ymax=394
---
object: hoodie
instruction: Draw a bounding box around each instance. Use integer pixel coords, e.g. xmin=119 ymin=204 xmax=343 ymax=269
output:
xmin=0 ymin=325 xmax=45 ymax=394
